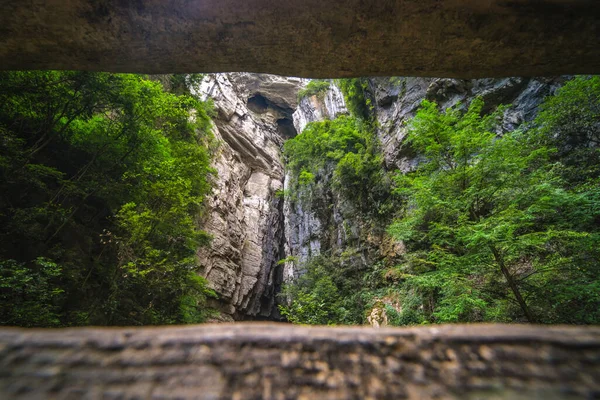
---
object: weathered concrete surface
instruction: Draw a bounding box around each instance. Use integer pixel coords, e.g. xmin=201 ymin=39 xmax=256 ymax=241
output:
xmin=1 ymin=324 xmax=599 ymax=399
xmin=1 ymin=1 xmax=599 ymax=78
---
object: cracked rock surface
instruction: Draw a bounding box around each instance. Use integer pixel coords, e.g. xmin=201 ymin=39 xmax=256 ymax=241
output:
xmin=196 ymin=74 xmax=302 ymax=320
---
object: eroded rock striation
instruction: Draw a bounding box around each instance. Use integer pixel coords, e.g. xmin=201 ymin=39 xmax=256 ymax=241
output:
xmin=372 ymin=77 xmax=567 ymax=171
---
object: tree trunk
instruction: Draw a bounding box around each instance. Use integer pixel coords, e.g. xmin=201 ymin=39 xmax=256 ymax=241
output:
xmin=489 ymin=244 xmax=535 ymax=323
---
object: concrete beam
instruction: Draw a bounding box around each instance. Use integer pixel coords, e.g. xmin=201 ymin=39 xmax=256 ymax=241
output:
xmin=1 ymin=1 xmax=599 ymax=78
xmin=1 ymin=323 xmax=599 ymax=399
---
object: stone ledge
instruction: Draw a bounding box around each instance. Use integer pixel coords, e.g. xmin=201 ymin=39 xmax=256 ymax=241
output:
xmin=1 ymin=323 xmax=599 ymax=399
xmin=1 ymin=0 xmax=600 ymax=78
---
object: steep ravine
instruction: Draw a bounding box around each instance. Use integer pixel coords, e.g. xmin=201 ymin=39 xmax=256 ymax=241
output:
xmin=196 ymin=74 xmax=565 ymax=322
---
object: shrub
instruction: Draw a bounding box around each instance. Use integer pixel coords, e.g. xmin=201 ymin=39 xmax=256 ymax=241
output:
xmin=297 ymin=80 xmax=331 ymax=101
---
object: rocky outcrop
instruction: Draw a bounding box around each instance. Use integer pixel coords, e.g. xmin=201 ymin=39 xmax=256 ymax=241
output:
xmin=195 ymin=73 xmax=303 ymax=320
xmin=2 ymin=1 xmax=600 ymax=78
xmin=282 ymin=189 xmax=322 ymax=281
xmin=372 ymin=77 xmax=566 ymax=171
xmin=2 ymin=323 xmax=599 ymax=399
xmin=293 ymin=85 xmax=347 ymax=134
xmin=283 ymin=87 xmax=348 ymax=279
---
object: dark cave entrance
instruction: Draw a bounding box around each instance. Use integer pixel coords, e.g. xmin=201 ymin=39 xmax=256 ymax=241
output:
xmin=277 ymin=118 xmax=297 ymax=139
xmin=247 ymin=94 xmax=298 ymax=139
xmin=247 ymin=94 xmax=269 ymax=114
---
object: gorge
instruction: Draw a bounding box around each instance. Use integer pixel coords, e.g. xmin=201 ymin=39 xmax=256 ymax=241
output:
xmin=195 ymin=73 xmax=569 ymax=323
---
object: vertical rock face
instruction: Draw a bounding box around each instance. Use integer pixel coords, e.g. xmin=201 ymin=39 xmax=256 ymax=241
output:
xmin=195 ymin=73 xmax=303 ymax=320
xmin=292 ymin=84 xmax=347 ymax=134
xmin=281 ymin=89 xmax=348 ymax=281
xmin=372 ymin=77 xmax=566 ymax=171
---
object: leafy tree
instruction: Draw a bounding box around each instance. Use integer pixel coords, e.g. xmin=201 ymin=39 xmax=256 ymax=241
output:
xmin=297 ymin=80 xmax=331 ymax=101
xmin=532 ymin=75 xmax=600 ymax=185
xmin=0 ymin=71 xmax=217 ymax=326
xmin=284 ymin=115 xmax=366 ymax=175
xmin=0 ymin=258 xmax=64 ymax=327
xmin=279 ymin=259 xmax=343 ymax=325
xmin=389 ymin=97 xmax=600 ymax=324
xmin=279 ymin=255 xmax=366 ymax=325
xmin=283 ymin=115 xmax=392 ymax=216
xmin=336 ymin=78 xmax=374 ymax=120
xmin=280 ymin=77 xmax=600 ymax=327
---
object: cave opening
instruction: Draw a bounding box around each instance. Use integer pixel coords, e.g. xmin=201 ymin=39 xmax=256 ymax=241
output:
xmin=247 ymin=94 xmax=269 ymax=114
xmin=276 ymin=118 xmax=297 ymax=139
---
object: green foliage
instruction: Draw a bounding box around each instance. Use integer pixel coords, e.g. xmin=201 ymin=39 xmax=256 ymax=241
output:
xmin=0 ymin=71 xmax=217 ymax=326
xmin=297 ymin=80 xmax=331 ymax=101
xmin=171 ymin=73 xmax=205 ymax=94
xmin=389 ymin=95 xmax=600 ymax=324
xmin=279 ymin=266 xmax=342 ymax=325
xmin=388 ymin=77 xmax=405 ymax=87
xmin=279 ymin=255 xmax=364 ymax=325
xmin=274 ymin=189 xmax=289 ymax=199
xmin=533 ymin=76 xmax=600 ymax=185
xmin=283 ymin=115 xmax=367 ymax=208
xmin=280 ymin=253 xmax=418 ymax=326
xmin=280 ymin=82 xmax=402 ymax=327
xmin=336 ymin=78 xmax=374 ymax=120
xmin=334 ymin=149 xmax=390 ymax=216
xmin=385 ymin=305 xmax=423 ymax=327
xmin=283 ymin=115 xmax=393 ymax=216
xmin=0 ymin=258 xmax=64 ymax=327
xmin=277 ymin=255 xmax=299 ymax=266
xmin=284 ymin=115 xmax=366 ymax=174
xmin=284 ymin=77 xmax=600 ymax=327
xmin=298 ymin=170 xmax=316 ymax=186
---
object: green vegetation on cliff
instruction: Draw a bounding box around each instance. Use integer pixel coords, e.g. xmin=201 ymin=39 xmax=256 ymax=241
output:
xmin=297 ymin=79 xmax=331 ymax=101
xmin=283 ymin=115 xmax=389 ymax=215
xmin=282 ymin=76 xmax=600 ymax=326
xmin=336 ymin=78 xmax=374 ymax=121
xmin=0 ymin=71 xmax=216 ymax=326
xmin=390 ymin=94 xmax=599 ymax=324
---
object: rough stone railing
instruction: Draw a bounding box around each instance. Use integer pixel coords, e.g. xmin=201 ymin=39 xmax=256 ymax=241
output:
xmin=1 ymin=324 xmax=599 ymax=399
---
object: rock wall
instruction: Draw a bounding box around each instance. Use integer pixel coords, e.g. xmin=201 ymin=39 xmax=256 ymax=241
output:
xmin=195 ymin=73 xmax=303 ymax=320
xmin=282 ymin=87 xmax=349 ymax=281
xmin=372 ymin=77 xmax=567 ymax=171
xmin=2 ymin=323 xmax=599 ymax=399
xmin=293 ymin=84 xmax=347 ymax=134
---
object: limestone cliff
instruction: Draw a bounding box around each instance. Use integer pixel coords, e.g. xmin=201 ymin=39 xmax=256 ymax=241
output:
xmin=195 ymin=73 xmax=303 ymax=320
xmin=372 ymin=77 xmax=567 ymax=171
